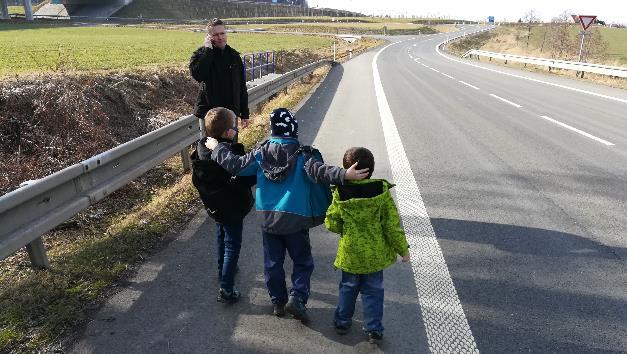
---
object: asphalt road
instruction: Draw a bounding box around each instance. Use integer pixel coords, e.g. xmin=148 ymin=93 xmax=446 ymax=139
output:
xmin=72 ymin=27 xmax=627 ymax=353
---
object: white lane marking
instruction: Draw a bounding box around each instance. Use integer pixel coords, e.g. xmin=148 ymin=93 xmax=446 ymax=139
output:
xmin=434 ymin=40 xmax=627 ymax=105
xmin=422 ymin=63 xmax=430 ymax=68
xmin=489 ymin=94 xmax=523 ymax=108
xmin=430 ymin=68 xmax=440 ymax=73
xmin=539 ymin=115 xmax=615 ymax=146
xmin=459 ymin=80 xmax=480 ymax=90
xmin=441 ymin=73 xmax=455 ymax=79
xmin=373 ymin=42 xmax=479 ymax=354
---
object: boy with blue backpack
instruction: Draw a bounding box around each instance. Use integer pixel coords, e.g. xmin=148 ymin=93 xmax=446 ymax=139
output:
xmin=204 ymin=108 xmax=368 ymax=322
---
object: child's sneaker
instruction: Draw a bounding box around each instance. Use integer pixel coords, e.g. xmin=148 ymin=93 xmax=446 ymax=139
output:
xmin=334 ymin=321 xmax=349 ymax=335
xmin=273 ymin=302 xmax=286 ymax=317
xmin=367 ymin=331 xmax=383 ymax=344
xmin=217 ymin=288 xmax=241 ymax=303
xmin=285 ymin=295 xmax=309 ymax=323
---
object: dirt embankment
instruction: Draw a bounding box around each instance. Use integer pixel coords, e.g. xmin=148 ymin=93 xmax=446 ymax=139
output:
xmin=0 ymin=44 xmax=356 ymax=196
xmin=0 ymin=69 xmax=198 ymax=195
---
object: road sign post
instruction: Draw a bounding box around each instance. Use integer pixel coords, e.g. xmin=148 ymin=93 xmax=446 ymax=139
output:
xmin=576 ymin=15 xmax=597 ymax=63
xmin=578 ymin=31 xmax=587 ymax=62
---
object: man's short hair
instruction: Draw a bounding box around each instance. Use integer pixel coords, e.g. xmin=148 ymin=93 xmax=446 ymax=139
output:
xmin=207 ymin=18 xmax=225 ymax=31
xmin=204 ymin=107 xmax=235 ymax=138
xmin=343 ymin=147 xmax=374 ymax=179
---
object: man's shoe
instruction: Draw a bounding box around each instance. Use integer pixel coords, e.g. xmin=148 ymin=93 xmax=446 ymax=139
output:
xmin=217 ymin=288 xmax=241 ymax=303
xmin=273 ymin=303 xmax=286 ymax=317
xmin=285 ymin=296 xmax=309 ymax=323
xmin=367 ymin=331 xmax=383 ymax=344
xmin=334 ymin=321 xmax=349 ymax=335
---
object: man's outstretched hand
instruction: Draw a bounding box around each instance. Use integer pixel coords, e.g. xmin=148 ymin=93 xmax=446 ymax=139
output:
xmin=345 ymin=162 xmax=369 ymax=180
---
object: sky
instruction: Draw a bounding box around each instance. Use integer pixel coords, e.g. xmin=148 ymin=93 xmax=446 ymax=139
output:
xmin=307 ymin=0 xmax=627 ymax=25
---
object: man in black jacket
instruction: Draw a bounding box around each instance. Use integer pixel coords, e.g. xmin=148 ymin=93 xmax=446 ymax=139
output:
xmin=190 ymin=18 xmax=250 ymax=133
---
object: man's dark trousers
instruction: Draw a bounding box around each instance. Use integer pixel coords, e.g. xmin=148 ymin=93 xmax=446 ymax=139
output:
xmin=262 ymin=229 xmax=314 ymax=305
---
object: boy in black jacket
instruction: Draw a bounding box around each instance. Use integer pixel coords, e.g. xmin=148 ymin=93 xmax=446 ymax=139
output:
xmin=191 ymin=107 xmax=255 ymax=303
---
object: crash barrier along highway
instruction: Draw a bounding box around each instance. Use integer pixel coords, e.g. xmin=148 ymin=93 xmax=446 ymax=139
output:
xmin=462 ymin=49 xmax=627 ymax=78
xmin=0 ymin=59 xmax=332 ymax=269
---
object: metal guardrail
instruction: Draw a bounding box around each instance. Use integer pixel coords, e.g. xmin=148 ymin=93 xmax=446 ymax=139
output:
xmin=243 ymin=51 xmax=276 ymax=82
xmin=0 ymin=59 xmax=332 ymax=268
xmin=462 ymin=50 xmax=627 ymax=78
xmin=439 ymin=26 xmax=495 ymax=47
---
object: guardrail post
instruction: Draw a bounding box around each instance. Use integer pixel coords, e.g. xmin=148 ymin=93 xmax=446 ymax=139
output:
xmin=22 ymin=0 xmax=33 ymax=21
xmin=0 ymin=0 xmax=9 ymax=20
xmin=250 ymin=52 xmax=255 ymax=81
xmin=26 ymin=237 xmax=50 ymax=269
xmin=265 ymin=51 xmax=269 ymax=77
xmin=180 ymin=146 xmax=191 ymax=172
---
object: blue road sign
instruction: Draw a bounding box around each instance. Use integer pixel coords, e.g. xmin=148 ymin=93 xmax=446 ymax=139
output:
xmin=488 ymin=16 xmax=495 ymax=23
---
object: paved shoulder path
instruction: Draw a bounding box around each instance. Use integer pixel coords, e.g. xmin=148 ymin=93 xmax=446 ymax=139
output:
xmin=73 ymin=28 xmax=627 ymax=353
xmin=72 ymin=50 xmax=429 ymax=353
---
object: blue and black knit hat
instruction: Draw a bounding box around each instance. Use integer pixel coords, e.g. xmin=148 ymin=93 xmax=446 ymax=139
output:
xmin=270 ymin=108 xmax=298 ymax=138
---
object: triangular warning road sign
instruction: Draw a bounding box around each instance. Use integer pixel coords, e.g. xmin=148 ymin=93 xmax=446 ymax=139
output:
xmin=578 ymin=15 xmax=597 ymax=31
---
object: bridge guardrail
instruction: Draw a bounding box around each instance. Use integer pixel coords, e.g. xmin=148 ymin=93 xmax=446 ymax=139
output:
xmin=462 ymin=49 xmax=627 ymax=78
xmin=0 ymin=59 xmax=332 ymax=268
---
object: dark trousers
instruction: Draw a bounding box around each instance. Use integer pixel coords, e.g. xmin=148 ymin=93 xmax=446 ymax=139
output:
xmin=262 ymin=229 xmax=314 ymax=305
xmin=216 ymin=220 xmax=243 ymax=291
xmin=334 ymin=270 xmax=384 ymax=333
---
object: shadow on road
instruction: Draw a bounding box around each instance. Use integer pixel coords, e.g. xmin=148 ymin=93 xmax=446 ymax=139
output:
xmin=430 ymin=218 xmax=627 ymax=353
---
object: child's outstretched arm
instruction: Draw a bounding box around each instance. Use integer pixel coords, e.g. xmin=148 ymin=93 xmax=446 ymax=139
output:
xmin=305 ymin=157 xmax=369 ymax=185
xmin=382 ymin=192 xmax=410 ymax=260
xmin=205 ymin=138 xmax=258 ymax=176
xmin=324 ymin=189 xmax=343 ymax=234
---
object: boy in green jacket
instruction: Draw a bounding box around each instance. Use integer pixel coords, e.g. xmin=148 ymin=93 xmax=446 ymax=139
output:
xmin=325 ymin=147 xmax=410 ymax=344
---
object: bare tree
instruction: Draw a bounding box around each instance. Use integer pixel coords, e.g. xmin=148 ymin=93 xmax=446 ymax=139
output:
xmin=582 ymin=28 xmax=609 ymax=62
xmin=523 ymin=9 xmax=539 ymax=48
xmin=547 ymin=11 xmax=576 ymax=60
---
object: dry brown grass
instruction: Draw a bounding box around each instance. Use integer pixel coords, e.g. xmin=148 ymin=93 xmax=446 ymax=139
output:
xmin=447 ymin=26 xmax=627 ymax=90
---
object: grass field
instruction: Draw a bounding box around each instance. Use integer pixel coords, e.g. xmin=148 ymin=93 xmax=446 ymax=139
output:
xmin=0 ymin=24 xmax=333 ymax=76
xmin=7 ymin=6 xmax=25 ymax=15
xmin=232 ymin=22 xmax=427 ymax=31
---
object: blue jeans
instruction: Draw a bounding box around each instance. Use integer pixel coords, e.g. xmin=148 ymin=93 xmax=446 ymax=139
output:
xmin=335 ymin=270 xmax=384 ymax=333
xmin=216 ymin=220 xmax=243 ymax=291
xmin=262 ymin=229 xmax=314 ymax=304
